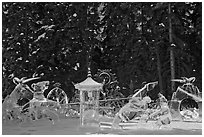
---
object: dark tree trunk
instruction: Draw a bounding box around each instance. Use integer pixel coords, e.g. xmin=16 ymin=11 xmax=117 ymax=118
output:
xmin=169 ymin=3 xmax=175 ymax=93
xmin=156 ymin=46 xmax=163 ymax=94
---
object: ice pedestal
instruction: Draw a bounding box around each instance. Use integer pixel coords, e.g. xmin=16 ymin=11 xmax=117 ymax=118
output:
xmin=82 ymin=109 xmax=100 ymax=126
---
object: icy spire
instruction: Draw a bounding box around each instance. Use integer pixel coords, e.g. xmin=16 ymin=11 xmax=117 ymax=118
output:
xmin=87 ymin=66 xmax=92 ymax=77
xmin=87 ymin=45 xmax=92 ymax=77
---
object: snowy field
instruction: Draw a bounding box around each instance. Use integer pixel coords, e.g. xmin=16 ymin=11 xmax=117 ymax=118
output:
xmin=2 ymin=117 xmax=202 ymax=135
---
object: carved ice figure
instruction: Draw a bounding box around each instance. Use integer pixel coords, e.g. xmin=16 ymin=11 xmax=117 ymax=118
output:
xmin=2 ymin=77 xmax=40 ymax=122
xmin=110 ymin=81 xmax=158 ymax=129
xmin=111 ymin=96 xmax=151 ymax=129
xmin=170 ymin=77 xmax=202 ymax=121
xmin=22 ymin=81 xmax=60 ymax=124
xmin=46 ymin=83 xmax=70 ymax=115
xmin=47 ymin=86 xmax=69 ymax=105
xmin=148 ymin=93 xmax=172 ymax=129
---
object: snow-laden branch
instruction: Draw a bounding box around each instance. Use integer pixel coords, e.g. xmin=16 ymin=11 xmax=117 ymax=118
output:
xmin=34 ymin=25 xmax=55 ymax=42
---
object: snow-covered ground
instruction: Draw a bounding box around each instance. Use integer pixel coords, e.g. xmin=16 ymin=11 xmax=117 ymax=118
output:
xmin=2 ymin=117 xmax=202 ymax=135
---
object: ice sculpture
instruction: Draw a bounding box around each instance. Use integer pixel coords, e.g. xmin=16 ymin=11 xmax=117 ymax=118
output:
xmin=95 ymin=69 xmax=125 ymax=116
xmin=170 ymin=77 xmax=202 ymax=121
xmin=148 ymin=93 xmax=172 ymax=129
xmin=47 ymin=83 xmax=69 ymax=105
xmin=110 ymin=81 xmax=159 ymax=129
xmin=2 ymin=77 xmax=40 ymax=122
xmin=75 ymin=67 xmax=103 ymax=126
xmin=111 ymin=96 xmax=152 ymax=129
xmin=22 ymin=81 xmax=60 ymax=124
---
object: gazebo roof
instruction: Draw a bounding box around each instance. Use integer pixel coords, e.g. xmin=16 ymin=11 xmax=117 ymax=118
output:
xmin=74 ymin=68 xmax=103 ymax=91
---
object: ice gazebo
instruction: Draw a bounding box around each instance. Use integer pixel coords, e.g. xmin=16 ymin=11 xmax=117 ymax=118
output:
xmin=74 ymin=67 xmax=103 ymax=126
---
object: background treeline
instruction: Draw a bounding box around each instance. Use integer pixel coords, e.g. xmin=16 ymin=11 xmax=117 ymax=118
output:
xmin=2 ymin=2 xmax=202 ymax=100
